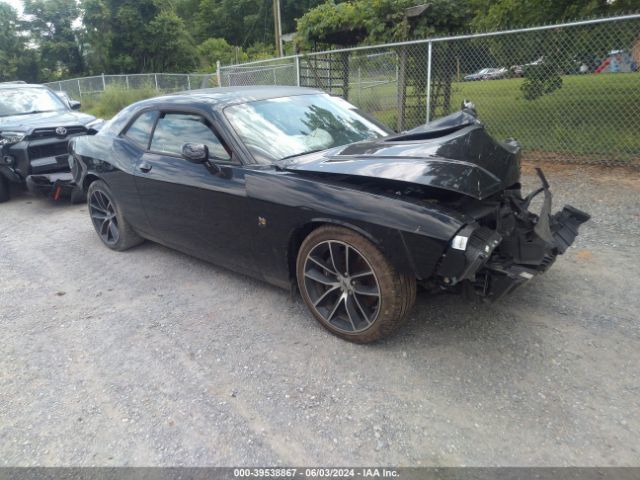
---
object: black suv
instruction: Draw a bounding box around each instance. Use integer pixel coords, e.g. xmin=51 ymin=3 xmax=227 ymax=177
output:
xmin=0 ymin=82 xmax=102 ymax=202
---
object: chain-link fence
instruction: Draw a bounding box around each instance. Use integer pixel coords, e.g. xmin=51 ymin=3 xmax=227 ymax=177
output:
xmin=45 ymin=73 xmax=217 ymax=99
xmin=46 ymin=14 xmax=640 ymax=165
xmin=219 ymin=14 xmax=640 ymax=166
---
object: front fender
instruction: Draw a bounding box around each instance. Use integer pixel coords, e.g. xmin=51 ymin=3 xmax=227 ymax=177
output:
xmin=247 ymin=170 xmax=472 ymax=281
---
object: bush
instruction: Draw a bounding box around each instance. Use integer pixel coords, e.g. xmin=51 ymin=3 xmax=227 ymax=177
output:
xmin=521 ymin=64 xmax=563 ymax=101
xmin=82 ymin=86 xmax=160 ymax=119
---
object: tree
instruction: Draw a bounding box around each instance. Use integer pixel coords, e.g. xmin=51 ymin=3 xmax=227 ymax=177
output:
xmin=295 ymin=0 xmax=473 ymax=49
xmin=198 ymin=38 xmax=242 ymax=70
xmin=23 ymin=0 xmax=85 ymax=80
xmin=147 ymin=11 xmax=198 ymax=72
xmin=471 ymin=0 xmax=639 ymax=30
xmin=81 ymin=0 xmax=197 ymax=74
xmin=189 ymin=0 xmax=327 ymax=48
xmin=0 ymin=3 xmax=24 ymax=81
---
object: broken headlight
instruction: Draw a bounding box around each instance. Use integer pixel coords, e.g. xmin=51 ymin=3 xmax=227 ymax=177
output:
xmin=0 ymin=131 xmax=26 ymax=145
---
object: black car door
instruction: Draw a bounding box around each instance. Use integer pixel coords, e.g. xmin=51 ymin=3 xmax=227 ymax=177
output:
xmin=133 ymin=109 xmax=257 ymax=275
xmin=107 ymin=110 xmax=159 ymax=233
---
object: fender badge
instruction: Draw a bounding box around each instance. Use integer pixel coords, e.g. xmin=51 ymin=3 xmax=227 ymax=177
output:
xmin=258 ymin=216 xmax=267 ymax=228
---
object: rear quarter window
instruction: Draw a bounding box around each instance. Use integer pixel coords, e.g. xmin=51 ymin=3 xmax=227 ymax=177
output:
xmin=123 ymin=111 xmax=158 ymax=148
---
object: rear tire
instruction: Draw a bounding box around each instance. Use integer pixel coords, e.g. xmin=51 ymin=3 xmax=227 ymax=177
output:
xmin=296 ymin=225 xmax=416 ymax=343
xmin=0 ymin=175 xmax=10 ymax=203
xmin=87 ymin=180 xmax=143 ymax=251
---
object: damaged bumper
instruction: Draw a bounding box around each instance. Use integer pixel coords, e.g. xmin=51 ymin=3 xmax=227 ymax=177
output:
xmin=26 ymin=172 xmax=85 ymax=203
xmin=437 ymin=169 xmax=590 ymax=300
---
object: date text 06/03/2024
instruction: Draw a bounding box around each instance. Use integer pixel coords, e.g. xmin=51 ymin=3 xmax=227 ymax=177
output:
xmin=232 ymin=468 xmax=399 ymax=478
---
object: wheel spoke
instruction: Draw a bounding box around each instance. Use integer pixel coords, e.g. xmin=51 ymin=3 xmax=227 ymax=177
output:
xmin=352 ymin=294 xmax=372 ymax=326
xmin=354 ymin=284 xmax=380 ymax=297
xmin=313 ymin=286 xmax=340 ymax=307
xmin=328 ymin=241 xmax=340 ymax=274
xmin=305 ymin=268 xmax=339 ymax=286
xmin=344 ymin=295 xmax=358 ymax=331
xmin=89 ymin=202 xmax=108 ymax=215
xmin=326 ymin=294 xmax=344 ymax=322
xmin=100 ymin=219 xmax=110 ymax=237
xmin=345 ymin=245 xmax=350 ymax=276
xmin=95 ymin=192 xmax=108 ymax=211
xmin=308 ymin=255 xmax=338 ymax=276
xmin=351 ymin=270 xmax=374 ymax=280
xmin=108 ymin=221 xmax=118 ymax=242
xmin=91 ymin=212 xmax=108 ymax=221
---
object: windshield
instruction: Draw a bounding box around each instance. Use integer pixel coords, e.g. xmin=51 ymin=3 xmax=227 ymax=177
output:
xmin=224 ymin=93 xmax=390 ymax=163
xmin=0 ymin=87 xmax=68 ymax=117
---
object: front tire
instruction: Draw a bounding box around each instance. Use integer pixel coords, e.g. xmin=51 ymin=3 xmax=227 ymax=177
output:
xmin=87 ymin=180 xmax=143 ymax=251
xmin=0 ymin=175 xmax=10 ymax=203
xmin=296 ymin=226 xmax=416 ymax=343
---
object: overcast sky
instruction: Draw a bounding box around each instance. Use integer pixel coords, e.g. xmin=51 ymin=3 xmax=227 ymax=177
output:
xmin=1 ymin=0 xmax=24 ymax=14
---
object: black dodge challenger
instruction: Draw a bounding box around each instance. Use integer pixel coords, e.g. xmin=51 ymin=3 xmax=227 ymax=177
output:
xmin=69 ymin=86 xmax=589 ymax=343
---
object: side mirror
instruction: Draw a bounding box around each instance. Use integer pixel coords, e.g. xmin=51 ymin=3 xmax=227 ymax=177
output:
xmin=182 ymin=143 xmax=209 ymax=163
xmin=70 ymin=100 xmax=81 ymax=110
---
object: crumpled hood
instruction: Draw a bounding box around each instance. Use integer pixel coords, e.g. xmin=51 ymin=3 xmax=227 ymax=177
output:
xmin=281 ymin=109 xmax=522 ymax=200
xmin=0 ymin=111 xmax=96 ymax=132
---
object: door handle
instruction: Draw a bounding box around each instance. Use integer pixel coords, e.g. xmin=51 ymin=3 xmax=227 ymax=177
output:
xmin=138 ymin=162 xmax=152 ymax=173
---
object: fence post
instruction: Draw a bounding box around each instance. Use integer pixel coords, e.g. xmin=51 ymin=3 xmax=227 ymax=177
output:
xmin=77 ymin=79 xmax=82 ymax=99
xmin=154 ymin=73 xmax=159 ymax=91
xmin=187 ymin=75 xmax=191 ymax=90
xmin=58 ymin=81 xmax=62 ymax=91
xmin=426 ymin=41 xmax=432 ymax=124
xmin=216 ymin=61 xmax=222 ymax=87
xmin=101 ymin=73 xmax=106 ymax=92
xmin=357 ymin=67 xmax=361 ymax=105
xmin=295 ymin=55 xmax=301 ymax=86
xmin=396 ymin=47 xmax=407 ymax=132
xmin=125 ymin=75 xmax=130 ymax=90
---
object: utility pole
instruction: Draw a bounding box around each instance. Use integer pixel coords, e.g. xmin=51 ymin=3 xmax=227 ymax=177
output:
xmin=272 ymin=0 xmax=284 ymax=57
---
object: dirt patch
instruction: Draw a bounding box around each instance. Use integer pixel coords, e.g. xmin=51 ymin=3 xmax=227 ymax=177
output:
xmin=574 ymin=249 xmax=594 ymax=262
xmin=524 ymin=150 xmax=640 ymax=169
xmin=521 ymin=160 xmax=640 ymax=191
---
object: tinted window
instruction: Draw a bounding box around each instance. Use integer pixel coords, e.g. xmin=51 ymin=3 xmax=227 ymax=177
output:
xmin=125 ymin=111 xmax=158 ymax=147
xmin=150 ymin=113 xmax=230 ymax=160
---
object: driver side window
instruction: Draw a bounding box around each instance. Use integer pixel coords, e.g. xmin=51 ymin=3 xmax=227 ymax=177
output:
xmin=150 ymin=112 xmax=231 ymax=161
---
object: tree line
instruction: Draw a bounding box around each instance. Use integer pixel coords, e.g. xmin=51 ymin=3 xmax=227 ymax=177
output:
xmin=0 ymin=0 xmax=635 ymax=83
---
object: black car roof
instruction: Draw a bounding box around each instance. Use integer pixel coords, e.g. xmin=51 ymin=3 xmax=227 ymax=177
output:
xmin=135 ymin=86 xmax=324 ymax=109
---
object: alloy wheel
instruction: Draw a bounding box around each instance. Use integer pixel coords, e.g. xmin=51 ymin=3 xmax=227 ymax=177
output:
xmin=302 ymin=240 xmax=380 ymax=334
xmin=89 ymin=190 xmax=120 ymax=246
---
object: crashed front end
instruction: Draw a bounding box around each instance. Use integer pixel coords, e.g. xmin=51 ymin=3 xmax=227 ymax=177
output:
xmin=437 ymin=168 xmax=590 ymax=300
xmin=282 ymin=100 xmax=590 ymax=300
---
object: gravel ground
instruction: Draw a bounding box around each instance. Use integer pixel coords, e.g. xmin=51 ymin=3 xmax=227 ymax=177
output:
xmin=0 ymin=163 xmax=639 ymax=467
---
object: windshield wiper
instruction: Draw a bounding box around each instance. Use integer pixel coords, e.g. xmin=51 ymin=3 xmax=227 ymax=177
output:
xmin=1 ymin=109 xmax=59 ymax=117
xmin=280 ymin=149 xmax=327 ymax=161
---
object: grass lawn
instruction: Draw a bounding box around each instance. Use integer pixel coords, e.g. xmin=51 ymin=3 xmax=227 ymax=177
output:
xmin=81 ymin=86 xmax=160 ymax=119
xmin=356 ymin=73 xmax=640 ymax=163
